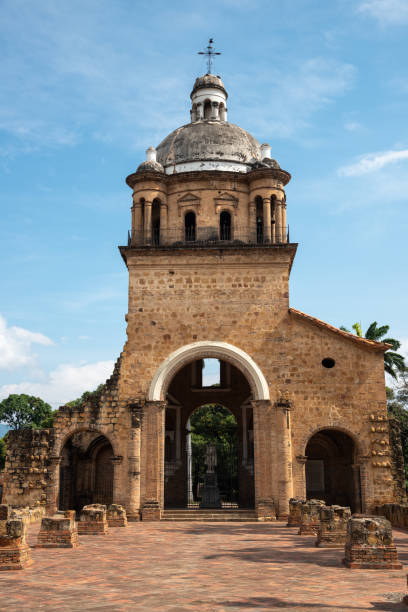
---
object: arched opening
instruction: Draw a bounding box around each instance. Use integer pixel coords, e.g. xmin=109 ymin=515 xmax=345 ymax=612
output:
xmin=220 ymin=210 xmax=231 ymax=241
xmin=190 ymin=404 xmax=238 ymax=506
xmin=59 ymin=430 xmax=114 ymax=512
xmin=152 ymin=198 xmax=161 ymax=245
xmin=203 ymin=99 xmax=211 ymax=120
xmin=305 ymin=429 xmax=360 ymax=512
xmin=255 ymin=196 xmax=263 ymax=244
xmin=164 ymin=358 xmax=255 ymax=509
xmin=219 ymin=103 xmax=226 ymax=121
xmin=185 ymin=211 xmax=196 ymax=241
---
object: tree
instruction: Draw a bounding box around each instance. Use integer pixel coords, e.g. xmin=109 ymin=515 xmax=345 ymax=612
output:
xmin=340 ymin=321 xmax=405 ymax=379
xmin=387 ymin=384 xmax=408 ymax=486
xmin=0 ymin=394 xmax=53 ymax=430
xmin=0 ymin=436 xmax=6 ymax=470
xmin=65 ymin=384 xmax=105 ymax=408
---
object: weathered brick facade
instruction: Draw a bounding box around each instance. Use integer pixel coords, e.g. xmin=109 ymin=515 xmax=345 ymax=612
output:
xmin=2 ymin=72 xmax=403 ymax=521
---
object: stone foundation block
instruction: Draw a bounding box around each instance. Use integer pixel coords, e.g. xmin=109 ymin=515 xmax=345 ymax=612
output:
xmin=36 ymin=510 xmax=79 ymax=548
xmin=78 ymin=504 xmax=108 ymax=535
xmin=107 ymin=504 xmax=127 ymax=527
xmin=0 ymin=519 xmax=32 ymax=570
xmin=315 ymin=505 xmax=351 ymax=548
xmin=298 ymin=499 xmax=325 ymax=535
xmin=256 ymin=499 xmax=277 ymax=521
xmin=286 ymin=498 xmax=305 ymax=527
xmin=141 ymin=500 xmax=161 ymax=521
xmin=343 ymin=515 xmax=402 ymax=569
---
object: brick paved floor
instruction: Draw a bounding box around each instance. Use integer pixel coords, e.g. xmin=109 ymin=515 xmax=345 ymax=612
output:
xmin=1 ymin=521 xmax=408 ymax=611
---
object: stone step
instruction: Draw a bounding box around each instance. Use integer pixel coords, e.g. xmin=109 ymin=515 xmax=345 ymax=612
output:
xmin=162 ymin=509 xmax=258 ymax=521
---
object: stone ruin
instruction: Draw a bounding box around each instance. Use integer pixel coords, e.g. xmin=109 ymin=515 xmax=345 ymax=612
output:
xmin=343 ymin=515 xmax=402 ymax=569
xmin=36 ymin=510 xmax=78 ymax=548
xmin=315 ymin=505 xmax=351 ymax=548
xmin=107 ymin=504 xmax=127 ymax=527
xmin=298 ymin=499 xmax=325 ymax=535
xmin=141 ymin=500 xmax=161 ymax=521
xmin=78 ymin=504 xmax=108 ymax=535
xmin=0 ymin=506 xmax=32 ymax=570
xmin=286 ymin=498 xmax=304 ymax=527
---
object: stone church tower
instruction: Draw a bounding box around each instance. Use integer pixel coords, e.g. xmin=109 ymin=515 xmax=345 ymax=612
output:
xmin=3 ymin=73 xmax=403 ymax=520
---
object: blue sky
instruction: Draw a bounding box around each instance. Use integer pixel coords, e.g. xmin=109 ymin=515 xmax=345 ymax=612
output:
xmin=0 ymin=0 xmax=407 ymax=412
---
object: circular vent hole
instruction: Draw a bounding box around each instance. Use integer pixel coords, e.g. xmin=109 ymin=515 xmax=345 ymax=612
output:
xmin=322 ymin=358 xmax=335 ymax=369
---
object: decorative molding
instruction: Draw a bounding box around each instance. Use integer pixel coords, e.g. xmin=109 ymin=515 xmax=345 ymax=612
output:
xmin=148 ymin=341 xmax=270 ymax=401
xmin=214 ymin=192 xmax=239 ymax=215
xmin=177 ymin=192 xmax=201 ymax=217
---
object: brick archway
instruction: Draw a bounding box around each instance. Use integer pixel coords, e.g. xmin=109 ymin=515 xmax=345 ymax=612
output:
xmin=148 ymin=341 xmax=270 ymax=401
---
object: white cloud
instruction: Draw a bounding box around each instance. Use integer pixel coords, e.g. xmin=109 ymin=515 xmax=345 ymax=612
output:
xmin=358 ymin=0 xmax=408 ymax=24
xmin=338 ymin=149 xmax=408 ymax=177
xmin=0 ymin=315 xmax=53 ymax=370
xmin=344 ymin=121 xmax=363 ymax=132
xmin=0 ymin=360 xmax=114 ymax=408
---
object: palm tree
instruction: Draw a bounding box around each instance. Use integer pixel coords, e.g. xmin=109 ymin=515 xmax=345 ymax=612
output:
xmin=340 ymin=321 xmax=405 ymax=379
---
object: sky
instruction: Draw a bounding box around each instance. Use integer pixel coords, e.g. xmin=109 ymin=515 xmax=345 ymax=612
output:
xmin=0 ymin=0 xmax=407 ymax=416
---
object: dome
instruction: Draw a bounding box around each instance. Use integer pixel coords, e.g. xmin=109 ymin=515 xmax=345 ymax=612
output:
xmin=156 ymin=121 xmax=262 ymax=173
xmin=190 ymin=74 xmax=227 ymax=99
xmin=136 ymin=160 xmax=164 ymax=174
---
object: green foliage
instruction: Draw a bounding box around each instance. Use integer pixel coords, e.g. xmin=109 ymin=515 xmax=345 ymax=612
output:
xmin=65 ymin=384 xmax=105 ymax=408
xmin=0 ymin=394 xmax=53 ymax=430
xmin=190 ymin=404 xmax=238 ymax=501
xmin=0 ymin=436 xmax=6 ymax=470
xmin=38 ymin=410 xmax=58 ymax=428
xmin=341 ymin=320 xmax=405 ymax=379
xmin=387 ymin=381 xmax=408 ymax=484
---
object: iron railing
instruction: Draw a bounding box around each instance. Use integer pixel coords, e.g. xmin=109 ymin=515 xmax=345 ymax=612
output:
xmin=127 ymin=225 xmax=290 ymax=248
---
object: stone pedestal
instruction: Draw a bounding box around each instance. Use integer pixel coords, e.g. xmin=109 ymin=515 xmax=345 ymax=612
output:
xmin=36 ymin=510 xmax=78 ymax=548
xmin=78 ymin=504 xmax=108 ymax=535
xmin=200 ymin=473 xmax=221 ymax=509
xmin=286 ymin=498 xmax=305 ymax=527
xmin=298 ymin=499 xmax=325 ymax=535
xmin=141 ymin=500 xmax=161 ymax=521
xmin=0 ymin=519 xmax=32 ymax=570
xmin=256 ymin=499 xmax=277 ymax=521
xmin=0 ymin=505 xmax=11 ymax=535
xmin=107 ymin=504 xmax=128 ymax=527
xmin=343 ymin=515 xmax=402 ymax=569
xmin=316 ymin=505 xmax=351 ymax=548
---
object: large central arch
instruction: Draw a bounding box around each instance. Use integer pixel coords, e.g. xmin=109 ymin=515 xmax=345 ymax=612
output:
xmin=148 ymin=341 xmax=270 ymax=401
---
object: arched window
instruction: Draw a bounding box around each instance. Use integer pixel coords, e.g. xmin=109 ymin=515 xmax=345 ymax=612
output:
xmin=152 ymin=198 xmax=161 ymax=245
xmin=185 ymin=211 xmax=196 ymax=241
xmin=220 ymin=211 xmax=231 ymax=241
xmin=204 ymin=99 xmax=211 ymax=120
xmin=255 ymin=196 xmax=263 ymax=244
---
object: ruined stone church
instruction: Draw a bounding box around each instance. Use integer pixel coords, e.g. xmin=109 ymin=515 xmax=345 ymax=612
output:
xmin=3 ymin=70 xmax=403 ymax=520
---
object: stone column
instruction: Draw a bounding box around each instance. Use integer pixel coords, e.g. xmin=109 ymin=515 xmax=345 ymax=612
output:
xmin=133 ymin=200 xmax=143 ymax=245
xmin=144 ymin=200 xmax=152 ymax=245
xmin=111 ymin=456 xmax=123 ymax=506
xmin=196 ymin=102 xmax=203 ymax=120
xmin=296 ymin=455 xmax=308 ymax=499
xmin=127 ymin=405 xmax=143 ymax=521
xmin=251 ymin=399 xmax=276 ymax=520
xmin=281 ymin=202 xmax=287 ymax=243
xmin=160 ymin=202 xmax=168 ymax=245
xmin=142 ymin=400 xmax=166 ymax=520
xmin=263 ymin=198 xmax=272 ymax=243
xmin=186 ymin=419 xmax=194 ymax=505
xmin=275 ymin=200 xmax=283 ymax=243
xmin=46 ymin=456 xmax=61 ymax=516
xmin=211 ymin=101 xmax=219 ymax=120
xmin=276 ymin=399 xmax=293 ymax=519
xmin=248 ymin=200 xmax=256 ymax=243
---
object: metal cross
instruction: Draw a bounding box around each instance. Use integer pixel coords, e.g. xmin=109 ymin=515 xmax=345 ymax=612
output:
xmin=198 ymin=38 xmax=221 ymax=74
